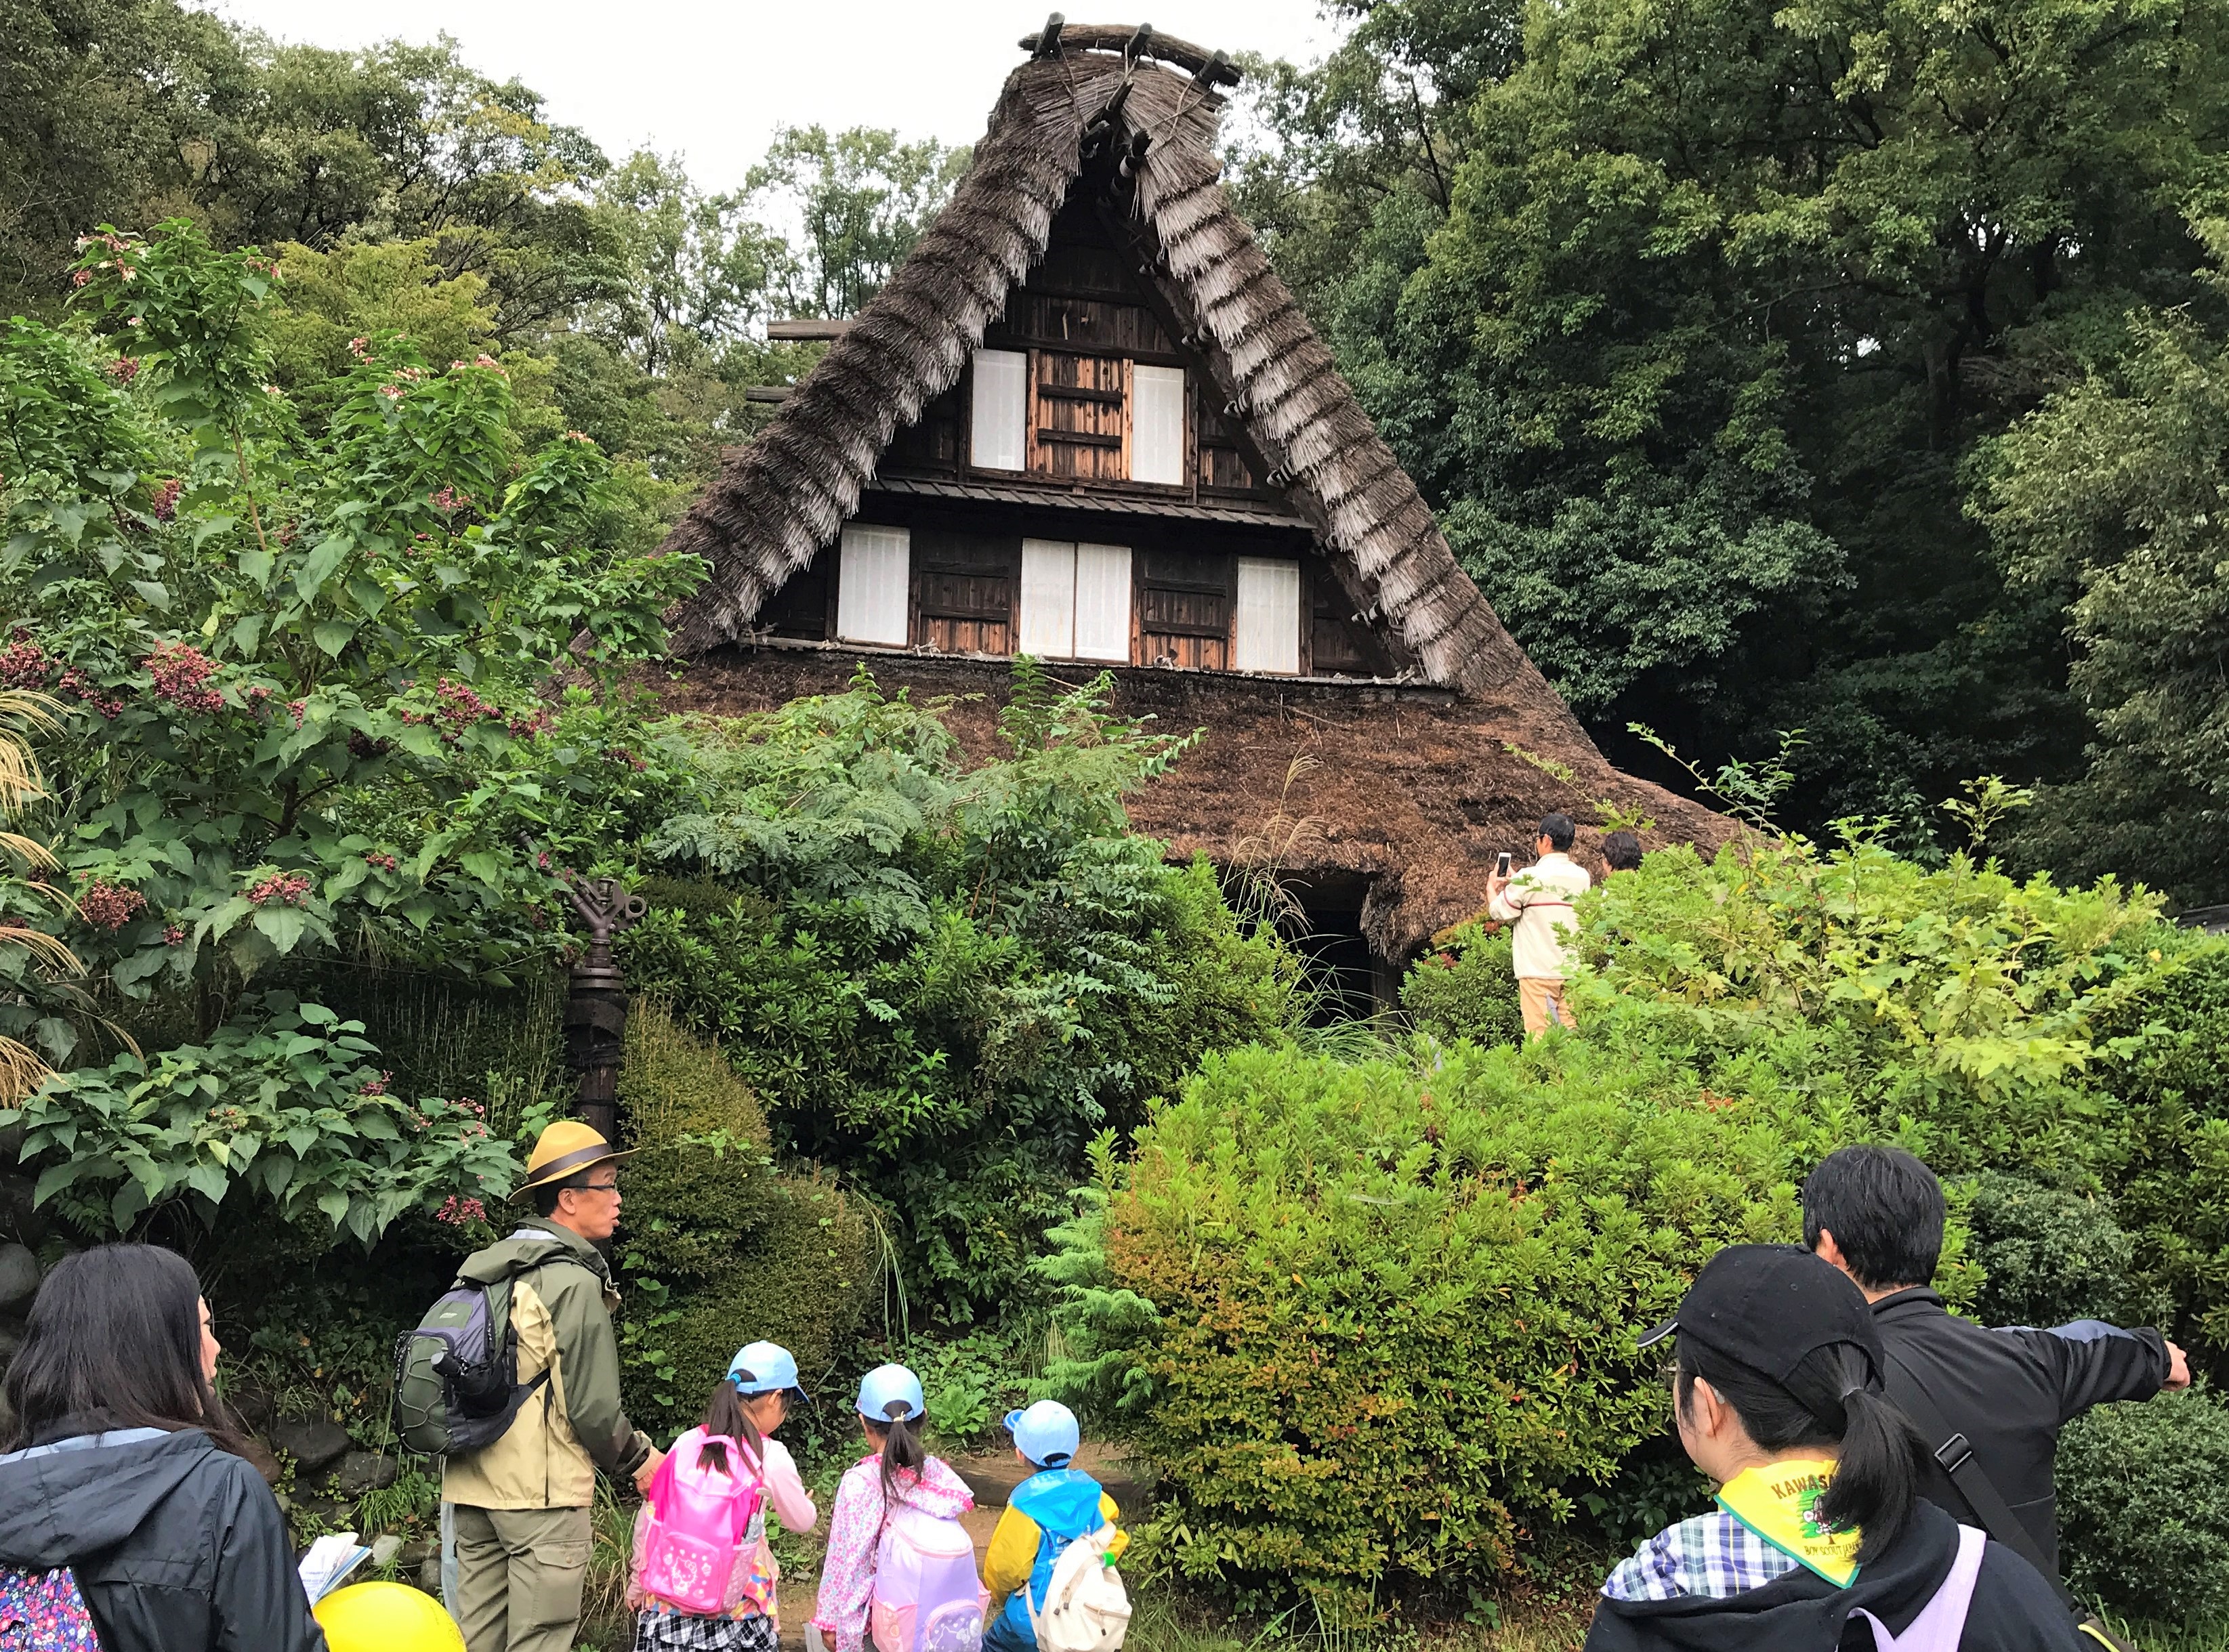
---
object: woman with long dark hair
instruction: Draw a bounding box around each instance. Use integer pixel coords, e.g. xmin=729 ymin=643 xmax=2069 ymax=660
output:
xmin=0 ymin=1244 xmax=327 ymax=1651
xmin=1587 ymin=1245 xmax=2081 ymax=1651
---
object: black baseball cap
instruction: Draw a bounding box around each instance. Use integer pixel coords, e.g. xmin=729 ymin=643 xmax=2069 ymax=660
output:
xmin=1640 ymin=1244 xmax=1884 ymax=1425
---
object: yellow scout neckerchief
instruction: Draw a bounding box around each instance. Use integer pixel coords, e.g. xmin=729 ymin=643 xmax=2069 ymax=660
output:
xmin=1715 ymin=1457 xmax=1863 ymax=1586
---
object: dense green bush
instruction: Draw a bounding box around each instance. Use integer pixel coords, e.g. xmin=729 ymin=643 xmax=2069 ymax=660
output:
xmin=614 ymin=1000 xmax=873 ymax=1432
xmin=1044 ymin=1039 xmax=1800 ymax=1613
xmin=2093 ymin=935 xmax=2229 ymax=1376
xmin=1399 ymin=924 xmax=1522 ymax=1047
xmin=1963 ymin=1173 xmax=2165 ymax=1330
xmin=2058 ymin=1386 xmax=2229 ymax=1625
xmin=619 ymin=667 xmax=1299 ymax=1317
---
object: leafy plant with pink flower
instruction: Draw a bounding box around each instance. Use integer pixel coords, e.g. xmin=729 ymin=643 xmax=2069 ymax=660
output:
xmin=0 ymin=219 xmax=705 ymax=1016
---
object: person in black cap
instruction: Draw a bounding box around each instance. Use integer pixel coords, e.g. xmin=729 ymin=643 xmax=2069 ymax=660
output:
xmin=1587 ymin=1244 xmax=2081 ymax=1651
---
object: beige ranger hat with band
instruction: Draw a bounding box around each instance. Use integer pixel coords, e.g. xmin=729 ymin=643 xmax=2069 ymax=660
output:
xmin=513 ymin=1119 xmax=634 ymax=1199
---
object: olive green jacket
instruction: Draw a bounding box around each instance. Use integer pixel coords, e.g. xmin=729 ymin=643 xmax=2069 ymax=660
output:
xmin=440 ymin=1216 xmax=652 ymax=1510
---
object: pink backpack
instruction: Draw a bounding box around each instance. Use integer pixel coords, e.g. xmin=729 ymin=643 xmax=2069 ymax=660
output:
xmin=639 ymin=1431 xmax=768 ymax=1615
xmin=869 ymin=1504 xmax=986 ymax=1652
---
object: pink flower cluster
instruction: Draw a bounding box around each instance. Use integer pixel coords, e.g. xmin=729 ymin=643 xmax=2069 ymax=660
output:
xmin=348 ymin=336 xmax=373 ymax=362
xmin=108 ymin=357 xmax=140 ymax=385
xmin=151 ymin=478 xmax=182 ymax=522
xmin=434 ymin=1195 xmax=487 ymax=1227
xmin=363 ymin=851 xmax=399 ymax=872
xmin=609 ymin=746 xmax=648 ymax=772
xmin=146 ymin=641 xmax=222 ymax=714
xmin=78 ymin=880 xmax=146 ymax=932
xmin=57 ymin=669 xmax=124 ymax=720
xmin=357 ymin=1070 xmax=392 ymax=1097
xmin=0 ymin=639 xmax=51 ymax=689
xmin=451 ymin=354 xmax=507 ymax=376
xmin=507 ymin=708 xmax=554 ymax=741
xmin=245 ymin=870 xmax=312 ymax=908
xmin=163 ymin=923 xmax=186 ymax=945
xmin=431 ymin=486 xmax=470 ymax=513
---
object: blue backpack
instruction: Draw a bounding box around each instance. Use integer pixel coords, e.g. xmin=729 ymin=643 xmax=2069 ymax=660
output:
xmin=0 ymin=1564 xmax=102 ymax=1649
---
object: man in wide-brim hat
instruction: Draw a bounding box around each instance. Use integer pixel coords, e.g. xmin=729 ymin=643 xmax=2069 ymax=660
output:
xmin=444 ymin=1120 xmax=665 ymax=1652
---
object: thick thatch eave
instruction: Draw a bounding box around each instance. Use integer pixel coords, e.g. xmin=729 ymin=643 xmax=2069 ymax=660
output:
xmin=661 ymin=37 xmax=1578 ymax=741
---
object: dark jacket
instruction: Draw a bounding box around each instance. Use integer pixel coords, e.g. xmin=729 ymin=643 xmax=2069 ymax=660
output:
xmin=0 ymin=1424 xmax=327 ymax=1652
xmin=1873 ymin=1287 xmax=2167 ymax=1578
xmin=1585 ymin=1499 xmax=2081 ymax=1652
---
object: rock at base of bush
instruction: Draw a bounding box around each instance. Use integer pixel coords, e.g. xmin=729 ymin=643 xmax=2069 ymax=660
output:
xmin=0 ymin=1170 xmax=46 ymax=1248
xmin=0 ymin=1243 xmax=38 ymax=1315
xmin=240 ymin=1435 xmax=285 ymax=1487
xmin=272 ymin=1417 xmax=351 ymax=1475
xmin=330 ymin=1450 xmax=399 ymax=1498
xmin=417 ymin=1556 xmax=442 ymax=1596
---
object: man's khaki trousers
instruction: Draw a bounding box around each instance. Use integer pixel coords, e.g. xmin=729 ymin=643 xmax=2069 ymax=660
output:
xmin=1519 ymin=976 xmax=1577 ymax=1038
xmin=453 ymin=1503 xmax=592 ymax=1652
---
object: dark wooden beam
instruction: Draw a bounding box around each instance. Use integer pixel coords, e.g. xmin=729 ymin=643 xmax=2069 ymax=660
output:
xmin=745 ymin=386 xmax=795 ymax=404
xmin=767 ymin=318 xmax=852 ymax=341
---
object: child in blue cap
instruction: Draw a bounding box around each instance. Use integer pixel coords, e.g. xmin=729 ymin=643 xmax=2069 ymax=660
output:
xmin=982 ymin=1401 xmax=1127 ymax=1651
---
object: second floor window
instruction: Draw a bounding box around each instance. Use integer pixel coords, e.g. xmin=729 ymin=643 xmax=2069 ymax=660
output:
xmin=967 ymin=349 xmax=1185 ymax=488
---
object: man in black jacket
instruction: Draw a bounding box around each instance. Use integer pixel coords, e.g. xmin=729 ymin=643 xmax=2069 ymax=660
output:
xmin=1803 ymin=1145 xmax=2190 ymax=1580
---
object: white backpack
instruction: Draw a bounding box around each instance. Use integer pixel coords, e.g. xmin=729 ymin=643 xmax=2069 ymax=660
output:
xmin=1026 ymin=1526 xmax=1130 ymax=1652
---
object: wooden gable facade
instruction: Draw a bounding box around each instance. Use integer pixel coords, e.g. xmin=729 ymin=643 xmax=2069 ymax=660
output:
xmin=751 ymin=190 xmax=1404 ymax=685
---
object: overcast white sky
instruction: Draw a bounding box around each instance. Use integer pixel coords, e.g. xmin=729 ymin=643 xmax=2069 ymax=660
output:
xmin=197 ymin=1 xmax=1347 ymax=192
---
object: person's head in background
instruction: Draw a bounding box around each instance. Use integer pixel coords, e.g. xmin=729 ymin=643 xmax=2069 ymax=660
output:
xmin=1802 ymin=1145 xmax=1944 ymax=1300
xmin=855 ymin=1363 xmax=928 ymax=1499
xmin=1602 ymin=830 xmax=1643 ymax=874
xmin=1659 ymin=1245 xmax=1919 ymax=1562
xmin=1 ymin=1242 xmax=236 ymax=1453
xmin=1536 ymin=812 xmax=1577 ymax=859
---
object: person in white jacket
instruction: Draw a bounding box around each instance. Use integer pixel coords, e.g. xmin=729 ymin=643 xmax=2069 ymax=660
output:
xmin=1487 ymin=812 xmax=1592 ymax=1036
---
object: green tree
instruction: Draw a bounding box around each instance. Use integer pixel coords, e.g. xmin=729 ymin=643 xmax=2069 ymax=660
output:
xmin=1976 ymin=230 xmax=2229 ymax=905
xmin=747 ymin=125 xmax=970 ymax=318
xmin=1243 ymin=0 xmax=2229 ymax=847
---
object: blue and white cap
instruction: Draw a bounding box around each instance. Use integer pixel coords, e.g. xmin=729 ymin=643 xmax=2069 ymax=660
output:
xmin=855 ymin=1363 xmax=925 ymax=1423
xmin=728 ymin=1340 xmax=808 ymax=1401
xmin=1003 ymin=1400 xmax=1080 ymax=1468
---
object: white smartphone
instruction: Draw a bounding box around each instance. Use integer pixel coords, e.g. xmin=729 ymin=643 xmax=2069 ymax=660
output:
xmin=1496 ymin=851 xmax=1512 ymax=878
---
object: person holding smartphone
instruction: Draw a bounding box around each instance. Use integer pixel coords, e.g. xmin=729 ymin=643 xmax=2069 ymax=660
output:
xmin=1486 ymin=813 xmax=1592 ymax=1036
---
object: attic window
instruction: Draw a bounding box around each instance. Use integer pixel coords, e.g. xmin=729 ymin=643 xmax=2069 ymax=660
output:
xmin=971 ymin=350 xmax=1028 ymax=471
xmin=1131 ymin=366 xmax=1186 ymax=485
xmin=836 ymin=524 xmax=910 ymax=645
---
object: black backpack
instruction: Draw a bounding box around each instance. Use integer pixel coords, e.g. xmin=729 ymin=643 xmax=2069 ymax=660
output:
xmin=392 ymin=1248 xmax=583 ymax=1457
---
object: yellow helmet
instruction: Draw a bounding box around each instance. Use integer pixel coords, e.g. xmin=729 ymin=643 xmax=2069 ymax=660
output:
xmin=313 ymin=1582 xmax=465 ymax=1652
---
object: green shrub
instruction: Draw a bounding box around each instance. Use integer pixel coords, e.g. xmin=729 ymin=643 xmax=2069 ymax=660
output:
xmin=614 ymin=1000 xmax=875 ymax=1433
xmin=2094 ymin=935 xmax=2229 ymax=1376
xmin=2058 ymin=1386 xmax=2229 ymax=1625
xmin=1047 ymin=1038 xmax=1801 ymax=1613
xmin=1964 ymin=1172 xmax=2165 ymax=1329
xmin=1400 ymin=925 xmax=1522 ymax=1047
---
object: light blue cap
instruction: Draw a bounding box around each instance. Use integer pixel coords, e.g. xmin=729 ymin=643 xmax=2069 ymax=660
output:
xmin=1003 ymin=1400 xmax=1080 ymax=1467
xmin=728 ymin=1341 xmax=807 ymax=1400
xmin=856 ymin=1363 xmax=925 ymax=1422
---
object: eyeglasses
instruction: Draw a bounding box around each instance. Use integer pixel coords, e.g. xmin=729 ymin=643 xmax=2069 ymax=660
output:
xmin=575 ymin=1178 xmax=621 ymax=1195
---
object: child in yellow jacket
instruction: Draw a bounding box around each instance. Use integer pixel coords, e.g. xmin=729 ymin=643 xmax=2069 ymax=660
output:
xmin=982 ymin=1402 xmax=1127 ymax=1652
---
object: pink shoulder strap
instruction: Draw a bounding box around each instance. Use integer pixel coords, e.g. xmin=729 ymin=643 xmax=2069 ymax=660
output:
xmin=1849 ymin=1524 xmax=1986 ymax=1652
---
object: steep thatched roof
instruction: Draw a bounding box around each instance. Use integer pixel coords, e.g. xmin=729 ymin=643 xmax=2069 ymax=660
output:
xmin=662 ymin=30 xmax=1569 ymax=729
xmin=659 ymin=652 xmax=1740 ymax=958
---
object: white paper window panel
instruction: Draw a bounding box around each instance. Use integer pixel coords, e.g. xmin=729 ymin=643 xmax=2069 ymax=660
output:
xmin=1019 ymin=538 xmax=1076 ymax=658
xmin=1130 ymin=365 xmax=1186 ymax=486
xmin=1074 ymin=543 xmax=1132 ymax=660
xmin=1233 ymin=556 xmax=1301 ymax=675
xmin=971 ymin=349 xmax=1028 ymax=472
xmin=836 ymin=524 xmax=911 ymax=646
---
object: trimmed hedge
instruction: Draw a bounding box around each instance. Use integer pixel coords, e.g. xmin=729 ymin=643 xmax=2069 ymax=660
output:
xmin=1400 ymin=925 xmax=1522 ymax=1048
xmin=2060 ymin=1385 xmax=2229 ymax=1624
xmin=1058 ymin=1038 xmax=1799 ymax=1613
xmin=1964 ymin=1172 xmax=2165 ymax=1330
xmin=615 ymin=1000 xmax=876 ymax=1431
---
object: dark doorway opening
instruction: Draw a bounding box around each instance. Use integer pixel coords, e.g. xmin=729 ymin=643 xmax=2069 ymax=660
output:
xmin=1286 ymin=871 xmax=1383 ymax=1023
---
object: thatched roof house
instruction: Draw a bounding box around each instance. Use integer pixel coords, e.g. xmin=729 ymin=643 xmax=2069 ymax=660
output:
xmin=659 ymin=21 xmax=1733 ymax=989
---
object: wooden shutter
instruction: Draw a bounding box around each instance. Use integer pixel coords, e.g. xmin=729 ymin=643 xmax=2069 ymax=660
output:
xmin=1029 ymin=351 xmax=1129 ymax=482
xmin=1130 ymin=366 xmax=1186 ymax=486
xmin=971 ymin=350 xmax=1027 ymax=472
xmin=1138 ymin=550 xmax=1232 ymax=671
xmin=836 ymin=524 xmax=910 ymax=645
xmin=1233 ymin=557 xmax=1302 ymax=675
xmin=914 ymin=534 xmax=1014 ymax=654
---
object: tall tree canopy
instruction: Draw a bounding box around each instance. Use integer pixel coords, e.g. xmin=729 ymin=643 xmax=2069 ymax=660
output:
xmin=1238 ymin=0 xmax=2229 ymax=882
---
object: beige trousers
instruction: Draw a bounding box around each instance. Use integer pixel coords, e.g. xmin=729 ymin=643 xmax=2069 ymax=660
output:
xmin=1519 ymin=976 xmax=1577 ymax=1038
xmin=453 ymin=1502 xmax=592 ymax=1652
